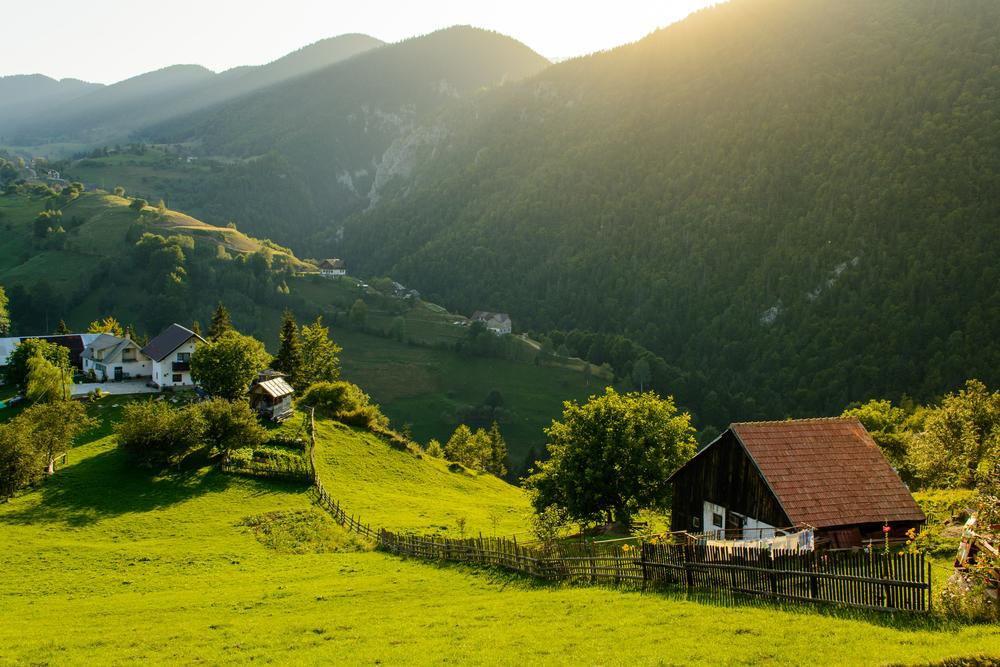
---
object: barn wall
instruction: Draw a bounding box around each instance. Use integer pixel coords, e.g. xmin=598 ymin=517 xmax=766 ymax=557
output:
xmin=670 ymin=432 xmax=790 ymax=532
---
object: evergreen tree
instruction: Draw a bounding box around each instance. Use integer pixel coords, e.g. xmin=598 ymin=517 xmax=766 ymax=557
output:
xmin=208 ymin=302 xmax=233 ymax=340
xmin=485 ymin=422 xmax=508 ymax=477
xmin=54 ymin=319 xmax=70 ymax=335
xmin=273 ymin=310 xmax=304 ymax=388
xmin=191 ymin=320 xmax=202 ymax=337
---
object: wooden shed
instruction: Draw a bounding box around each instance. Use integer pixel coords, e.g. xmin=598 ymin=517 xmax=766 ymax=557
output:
xmin=669 ymin=417 xmax=925 ymax=548
xmin=249 ymin=371 xmax=294 ymax=422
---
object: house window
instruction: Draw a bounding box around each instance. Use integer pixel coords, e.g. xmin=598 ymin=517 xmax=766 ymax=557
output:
xmin=172 ymin=374 xmax=183 ymax=383
xmin=177 ymin=352 xmax=191 ymax=362
xmin=712 ymin=512 xmax=724 ymax=528
xmin=122 ymin=349 xmax=137 ymax=362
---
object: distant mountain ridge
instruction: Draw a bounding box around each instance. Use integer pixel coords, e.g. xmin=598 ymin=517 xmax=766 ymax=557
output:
xmin=0 ymin=34 xmax=385 ymax=145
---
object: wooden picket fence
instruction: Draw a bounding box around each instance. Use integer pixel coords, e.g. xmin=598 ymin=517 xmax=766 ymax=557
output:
xmin=305 ymin=409 xmax=931 ymax=613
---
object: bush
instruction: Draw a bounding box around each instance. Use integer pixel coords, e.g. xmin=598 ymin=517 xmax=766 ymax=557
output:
xmin=937 ymin=576 xmax=1000 ymax=623
xmin=197 ymin=397 xmax=266 ymax=456
xmin=298 ymin=381 xmax=388 ymax=430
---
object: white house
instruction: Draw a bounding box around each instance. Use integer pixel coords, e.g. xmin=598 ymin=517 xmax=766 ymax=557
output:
xmin=318 ymin=258 xmax=346 ymax=277
xmin=81 ymin=333 xmax=151 ymax=381
xmin=140 ymin=323 xmax=206 ymax=389
xmin=471 ymin=311 xmax=512 ymax=335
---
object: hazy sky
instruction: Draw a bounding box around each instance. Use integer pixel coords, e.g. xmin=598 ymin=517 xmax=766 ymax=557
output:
xmin=3 ymin=1 xmax=719 ymax=84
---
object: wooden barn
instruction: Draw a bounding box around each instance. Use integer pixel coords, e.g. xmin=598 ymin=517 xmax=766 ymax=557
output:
xmin=668 ymin=417 xmax=925 ymax=548
xmin=249 ymin=371 xmax=295 ymax=422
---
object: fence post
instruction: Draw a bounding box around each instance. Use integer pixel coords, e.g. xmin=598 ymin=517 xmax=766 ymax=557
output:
xmin=640 ymin=542 xmax=649 ymax=585
xmin=684 ymin=544 xmax=694 ymax=590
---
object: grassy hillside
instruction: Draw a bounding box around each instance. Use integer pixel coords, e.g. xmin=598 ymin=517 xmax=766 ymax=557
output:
xmin=3 ymin=400 xmax=1000 ymax=664
xmin=0 ymin=188 xmax=604 ymax=468
xmin=312 ymin=417 xmax=532 ymax=535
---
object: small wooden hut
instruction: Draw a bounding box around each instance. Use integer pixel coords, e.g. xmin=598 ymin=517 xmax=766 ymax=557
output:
xmin=249 ymin=370 xmax=294 ymax=422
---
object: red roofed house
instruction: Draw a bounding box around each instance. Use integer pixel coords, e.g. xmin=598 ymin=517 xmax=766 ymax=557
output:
xmin=668 ymin=417 xmax=925 ymax=548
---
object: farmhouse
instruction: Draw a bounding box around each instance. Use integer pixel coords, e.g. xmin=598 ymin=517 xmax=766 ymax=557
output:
xmin=140 ymin=323 xmax=206 ymax=389
xmin=81 ymin=333 xmax=150 ymax=381
xmin=318 ymin=258 xmax=346 ymax=277
xmin=249 ymin=370 xmax=295 ymax=421
xmin=669 ymin=417 xmax=925 ymax=548
xmin=471 ymin=311 xmax=512 ymax=335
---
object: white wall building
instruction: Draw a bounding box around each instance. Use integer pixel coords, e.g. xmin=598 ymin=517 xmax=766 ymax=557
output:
xmin=139 ymin=324 xmax=206 ymax=388
xmin=81 ymin=333 xmax=151 ymax=381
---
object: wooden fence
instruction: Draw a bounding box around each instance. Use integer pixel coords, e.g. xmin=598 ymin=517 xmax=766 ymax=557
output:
xmin=305 ymin=410 xmax=931 ymax=613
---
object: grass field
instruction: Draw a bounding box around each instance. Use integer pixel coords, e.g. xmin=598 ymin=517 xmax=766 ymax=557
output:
xmin=2 ymin=402 xmax=1000 ymax=665
xmin=312 ymin=418 xmax=532 ymax=536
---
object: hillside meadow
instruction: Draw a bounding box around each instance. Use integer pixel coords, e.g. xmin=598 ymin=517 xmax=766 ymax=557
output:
xmin=0 ymin=401 xmax=998 ymax=665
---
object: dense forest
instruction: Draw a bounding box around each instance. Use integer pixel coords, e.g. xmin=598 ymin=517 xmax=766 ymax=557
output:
xmin=331 ymin=0 xmax=1000 ymax=425
xmin=142 ymin=27 xmax=550 ymax=246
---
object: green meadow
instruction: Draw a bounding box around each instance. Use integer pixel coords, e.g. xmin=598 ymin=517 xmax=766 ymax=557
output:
xmin=1 ymin=401 xmax=999 ymax=665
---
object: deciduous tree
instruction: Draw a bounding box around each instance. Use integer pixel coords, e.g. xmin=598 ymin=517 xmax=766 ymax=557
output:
xmin=190 ymin=330 xmax=270 ymax=400
xmin=525 ymin=387 xmax=697 ymax=527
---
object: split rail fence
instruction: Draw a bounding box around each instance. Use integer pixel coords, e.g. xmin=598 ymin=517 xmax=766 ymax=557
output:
xmin=306 ymin=410 xmax=931 ymax=613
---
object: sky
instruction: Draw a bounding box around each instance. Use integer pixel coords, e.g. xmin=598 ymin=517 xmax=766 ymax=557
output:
xmin=3 ymin=0 xmax=719 ymax=85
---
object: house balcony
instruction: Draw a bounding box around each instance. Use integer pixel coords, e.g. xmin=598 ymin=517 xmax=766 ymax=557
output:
xmin=172 ymin=361 xmax=190 ymax=372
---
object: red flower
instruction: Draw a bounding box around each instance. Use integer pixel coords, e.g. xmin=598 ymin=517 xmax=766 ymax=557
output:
xmin=882 ymin=525 xmax=891 ymax=533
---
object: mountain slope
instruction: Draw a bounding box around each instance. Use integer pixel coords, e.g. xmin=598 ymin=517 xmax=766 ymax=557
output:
xmin=141 ymin=26 xmax=551 ymax=244
xmin=338 ymin=0 xmax=1000 ymax=424
xmin=3 ymin=34 xmax=384 ymax=146
xmin=0 ymin=75 xmax=102 ymax=138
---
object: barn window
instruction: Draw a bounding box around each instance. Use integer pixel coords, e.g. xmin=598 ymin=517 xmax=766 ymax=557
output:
xmin=692 ymin=517 xmax=701 ymax=528
xmin=712 ymin=512 xmax=724 ymax=528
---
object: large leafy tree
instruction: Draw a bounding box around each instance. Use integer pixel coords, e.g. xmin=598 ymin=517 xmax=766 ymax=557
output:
xmin=25 ymin=353 xmax=71 ymax=404
xmin=190 ymin=330 xmax=271 ymax=400
xmin=2 ymin=338 xmax=71 ymax=389
xmin=300 ymin=317 xmax=341 ymax=386
xmin=526 ymin=387 xmax=697 ymax=527
xmin=273 ymin=310 xmax=304 ymax=388
xmin=20 ymin=401 xmax=94 ymax=474
xmin=909 ymin=379 xmax=1000 ymax=489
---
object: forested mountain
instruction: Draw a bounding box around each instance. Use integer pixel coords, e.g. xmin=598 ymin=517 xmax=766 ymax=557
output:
xmin=140 ymin=27 xmax=551 ymax=245
xmin=333 ymin=0 xmax=1000 ymax=425
xmin=0 ymin=75 xmax=102 ymax=138
xmin=2 ymin=34 xmax=383 ymax=146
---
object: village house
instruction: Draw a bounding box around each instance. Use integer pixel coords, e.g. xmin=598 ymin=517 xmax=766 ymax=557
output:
xmin=471 ymin=311 xmax=512 ymax=335
xmin=81 ymin=333 xmax=150 ymax=381
xmin=139 ymin=323 xmax=206 ymax=389
xmin=668 ymin=417 xmax=926 ymax=548
xmin=249 ymin=370 xmax=295 ymax=421
xmin=318 ymin=258 xmax=347 ymax=277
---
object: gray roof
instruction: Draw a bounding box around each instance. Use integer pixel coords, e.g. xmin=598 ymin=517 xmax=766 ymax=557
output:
xmin=83 ymin=334 xmax=133 ymax=362
xmin=252 ymin=377 xmax=295 ymax=398
xmin=141 ymin=324 xmax=205 ymax=362
xmin=319 ymin=258 xmax=345 ymax=269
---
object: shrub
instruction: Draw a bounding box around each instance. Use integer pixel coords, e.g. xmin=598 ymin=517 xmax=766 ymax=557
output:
xmin=196 ymin=397 xmax=266 ymax=457
xmin=297 ymin=381 xmax=388 ymax=430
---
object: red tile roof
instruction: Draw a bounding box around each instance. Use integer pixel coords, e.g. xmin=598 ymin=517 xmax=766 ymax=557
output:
xmin=731 ymin=417 xmax=925 ymax=529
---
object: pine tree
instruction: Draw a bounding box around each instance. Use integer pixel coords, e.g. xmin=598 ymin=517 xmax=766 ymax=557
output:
xmin=273 ymin=310 xmax=304 ymax=388
xmin=208 ymin=302 xmax=232 ymax=340
xmin=486 ymin=422 xmax=508 ymax=477
xmin=191 ymin=320 xmax=202 ymax=337
xmin=55 ymin=319 xmax=70 ymax=335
